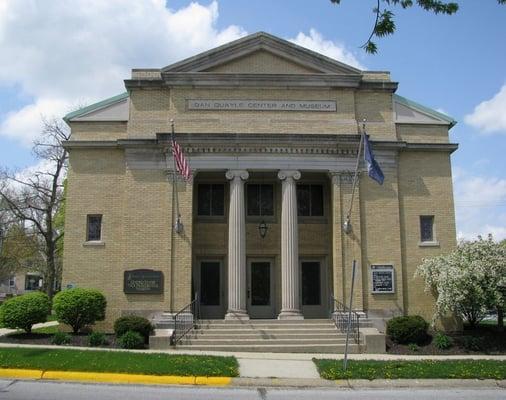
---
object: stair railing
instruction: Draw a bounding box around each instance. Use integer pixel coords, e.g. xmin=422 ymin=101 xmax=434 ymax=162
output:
xmin=171 ymin=292 xmax=200 ymax=345
xmin=330 ymin=295 xmax=360 ymax=344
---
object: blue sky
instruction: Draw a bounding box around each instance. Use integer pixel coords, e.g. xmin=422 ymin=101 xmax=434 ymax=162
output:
xmin=0 ymin=0 xmax=505 ymax=239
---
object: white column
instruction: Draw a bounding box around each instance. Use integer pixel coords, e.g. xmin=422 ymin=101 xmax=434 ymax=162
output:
xmin=277 ymin=170 xmax=303 ymax=320
xmin=225 ymin=170 xmax=249 ymax=320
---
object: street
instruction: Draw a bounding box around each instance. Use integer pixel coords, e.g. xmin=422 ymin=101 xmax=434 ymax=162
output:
xmin=0 ymin=380 xmax=504 ymax=400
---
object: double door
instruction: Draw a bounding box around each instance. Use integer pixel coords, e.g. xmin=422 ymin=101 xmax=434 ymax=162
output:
xmin=196 ymin=258 xmax=327 ymax=319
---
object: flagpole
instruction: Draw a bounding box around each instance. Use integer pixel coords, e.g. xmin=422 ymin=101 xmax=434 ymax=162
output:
xmin=343 ymin=119 xmax=366 ymax=234
xmin=170 ymin=119 xmax=183 ymax=233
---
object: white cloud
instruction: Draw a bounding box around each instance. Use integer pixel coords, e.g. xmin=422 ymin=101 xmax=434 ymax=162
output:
xmin=453 ymin=168 xmax=506 ymax=241
xmin=289 ymin=29 xmax=365 ymax=70
xmin=464 ymin=84 xmax=506 ymax=134
xmin=0 ymin=0 xmax=247 ymax=145
xmin=0 ymin=98 xmax=69 ymax=146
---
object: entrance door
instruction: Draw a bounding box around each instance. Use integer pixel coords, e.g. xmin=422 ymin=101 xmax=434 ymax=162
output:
xmin=247 ymin=259 xmax=275 ymax=319
xmin=300 ymin=260 xmax=328 ymax=318
xmin=197 ymin=260 xmax=225 ymax=319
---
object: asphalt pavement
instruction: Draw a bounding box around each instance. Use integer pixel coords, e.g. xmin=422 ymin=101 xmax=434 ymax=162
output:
xmin=0 ymin=380 xmax=504 ymax=400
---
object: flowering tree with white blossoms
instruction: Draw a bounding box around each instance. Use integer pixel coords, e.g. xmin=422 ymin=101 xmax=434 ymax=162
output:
xmin=416 ymin=235 xmax=506 ymax=329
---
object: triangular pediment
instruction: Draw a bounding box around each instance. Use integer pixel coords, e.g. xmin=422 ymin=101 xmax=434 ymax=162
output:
xmin=204 ymin=49 xmax=321 ymax=74
xmin=162 ymin=32 xmax=362 ymax=75
xmin=394 ymin=94 xmax=456 ymax=127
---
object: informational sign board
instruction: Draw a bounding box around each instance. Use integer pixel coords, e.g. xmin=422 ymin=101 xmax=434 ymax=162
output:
xmin=371 ymin=265 xmax=395 ymax=294
xmin=187 ymin=99 xmax=337 ymax=112
xmin=124 ymin=269 xmax=164 ymax=294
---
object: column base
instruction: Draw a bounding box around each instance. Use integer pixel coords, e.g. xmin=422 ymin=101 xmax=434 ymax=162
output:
xmin=225 ymin=310 xmax=250 ymax=320
xmin=278 ymin=310 xmax=304 ymax=320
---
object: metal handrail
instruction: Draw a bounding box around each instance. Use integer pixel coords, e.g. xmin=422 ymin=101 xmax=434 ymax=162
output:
xmin=171 ymin=292 xmax=199 ymax=345
xmin=330 ymin=295 xmax=360 ymax=344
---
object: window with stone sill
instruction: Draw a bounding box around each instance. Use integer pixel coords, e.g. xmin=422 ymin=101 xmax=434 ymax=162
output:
xmin=25 ymin=274 xmax=41 ymax=291
xmin=297 ymin=184 xmax=324 ymax=217
xmin=420 ymin=215 xmax=435 ymax=242
xmin=247 ymin=184 xmax=274 ymax=217
xmin=197 ymin=184 xmax=225 ymax=217
xmin=86 ymin=214 xmax=102 ymax=241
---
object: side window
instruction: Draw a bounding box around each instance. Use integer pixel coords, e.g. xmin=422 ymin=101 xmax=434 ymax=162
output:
xmin=297 ymin=184 xmax=324 ymax=217
xmin=420 ymin=215 xmax=434 ymax=242
xmin=197 ymin=184 xmax=225 ymax=216
xmin=87 ymin=214 xmax=102 ymax=241
xmin=247 ymin=184 xmax=274 ymax=217
xmin=25 ymin=275 xmax=41 ymax=291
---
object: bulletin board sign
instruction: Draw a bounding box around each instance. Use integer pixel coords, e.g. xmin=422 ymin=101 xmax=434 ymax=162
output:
xmin=371 ymin=265 xmax=395 ymax=294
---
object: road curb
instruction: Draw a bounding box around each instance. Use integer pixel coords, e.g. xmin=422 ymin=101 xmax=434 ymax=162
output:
xmin=0 ymin=368 xmax=231 ymax=386
xmin=0 ymin=368 xmax=504 ymax=389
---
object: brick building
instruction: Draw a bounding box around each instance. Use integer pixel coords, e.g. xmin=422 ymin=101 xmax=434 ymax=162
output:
xmin=62 ymin=32 xmax=458 ymax=332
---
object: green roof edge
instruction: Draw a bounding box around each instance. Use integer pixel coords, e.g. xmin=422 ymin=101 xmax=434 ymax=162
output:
xmin=394 ymin=94 xmax=457 ymax=128
xmin=63 ymin=92 xmax=129 ymax=122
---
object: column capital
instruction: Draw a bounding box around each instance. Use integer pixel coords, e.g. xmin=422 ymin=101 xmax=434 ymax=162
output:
xmin=277 ymin=170 xmax=301 ymax=181
xmin=226 ymin=170 xmax=249 ymax=181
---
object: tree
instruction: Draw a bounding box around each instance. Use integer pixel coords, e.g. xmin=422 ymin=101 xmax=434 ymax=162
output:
xmin=0 ymin=223 xmax=42 ymax=283
xmin=416 ymin=235 xmax=506 ymax=329
xmin=0 ymin=117 xmax=69 ymax=299
xmin=330 ymin=1 xmax=506 ymax=54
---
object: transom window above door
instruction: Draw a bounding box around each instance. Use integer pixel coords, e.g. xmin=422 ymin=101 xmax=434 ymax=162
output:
xmin=247 ymin=184 xmax=274 ymax=217
xmin=297 ymin=184 xmax=324 ymax=217
xmin=197 ymin=184 xmax=225 ymax=216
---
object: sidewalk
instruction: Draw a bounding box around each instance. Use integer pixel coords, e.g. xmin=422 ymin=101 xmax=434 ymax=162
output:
xmin=0 ymin=321 xmax=58 ymax=337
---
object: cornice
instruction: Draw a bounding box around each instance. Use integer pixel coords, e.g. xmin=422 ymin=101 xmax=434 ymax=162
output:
xmin=62 ymin=136 xmax=458 ymax=154
xmin=124 ymin=74 xmax=397 ymax=91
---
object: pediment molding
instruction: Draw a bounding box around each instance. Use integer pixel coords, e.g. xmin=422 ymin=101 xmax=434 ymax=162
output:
xmin=161 ymin=32 xmax=362 ymax=75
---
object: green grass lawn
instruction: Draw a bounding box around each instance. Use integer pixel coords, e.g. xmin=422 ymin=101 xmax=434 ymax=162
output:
xmin=314 ymin=359 xmax=506 ymax=380
xmin=0 ymin=348 xmax=238 ymax=377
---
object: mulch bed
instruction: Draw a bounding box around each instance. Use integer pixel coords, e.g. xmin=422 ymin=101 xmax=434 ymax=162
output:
xmin=0 ymin=333 xmax=122 ymax=348
xmin=387 ymin=325 xmax=506 ymax=355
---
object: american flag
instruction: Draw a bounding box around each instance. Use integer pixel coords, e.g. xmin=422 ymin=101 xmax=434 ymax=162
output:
xmin=171 ymin=138 xmax=192 ymax=181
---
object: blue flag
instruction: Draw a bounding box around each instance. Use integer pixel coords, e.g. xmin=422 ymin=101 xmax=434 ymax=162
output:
xmin=364 ymin=134 xmax=384 ymax=185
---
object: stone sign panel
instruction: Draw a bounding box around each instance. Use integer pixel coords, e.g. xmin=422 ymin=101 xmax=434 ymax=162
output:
xmin=124 ymin=269 xmax=164 ymax=294
xmin=187 ymin=99 xmax=336 ymax=112
xmin=371 ymin=265 xmax=395 ymax=294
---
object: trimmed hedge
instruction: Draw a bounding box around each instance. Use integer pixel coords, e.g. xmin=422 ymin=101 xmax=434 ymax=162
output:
xmin=53 ymin=288 xmax=106 ymax=333
xmin=0 ymin=292 xmax=51 ymax=333
xmin=386 ymin=315 xmax=429 ymax=344
xmin=114 ymin=316 xmax=153 ymax=343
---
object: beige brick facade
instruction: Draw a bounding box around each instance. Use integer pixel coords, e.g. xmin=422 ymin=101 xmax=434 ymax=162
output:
xmin=63 ymin=33 xmax=458 ymax=331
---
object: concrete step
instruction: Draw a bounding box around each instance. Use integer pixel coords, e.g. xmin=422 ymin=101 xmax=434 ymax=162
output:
xmin=188 ymin=330 xmax=346 ymax=339
xmin=175 ymin=343 xmax=361 ymax=353
xmin=183 ymin=338 xmax=349 ymax=346
xmin=198 ymin=319 xmax=333 ymax=324
xmin=198 ymin=323 xmax=335 ymax=330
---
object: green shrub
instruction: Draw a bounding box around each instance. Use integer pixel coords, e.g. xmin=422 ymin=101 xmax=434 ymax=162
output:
xmin=117 ymin=330 xmax=145 ymax=349
xmin=114 ymin=316 xmax=153 ymax=343
xmin=0 ymin=292 xmax=51 ymax=333
xmin=462 ymin=336 xmax=484 ymax=351
xmin=88 ymin=331 xmax=107 ymax=347
xmin=434 ymin=332 xmax=453 ymax=350
xmin=53 ymin=288 xmax=106 ymax=333
xmin=386 ymin=315 xmax=429 ymax=345
xmin=51 ymin=332 xmax=72 ymax=345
